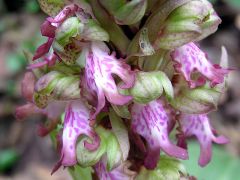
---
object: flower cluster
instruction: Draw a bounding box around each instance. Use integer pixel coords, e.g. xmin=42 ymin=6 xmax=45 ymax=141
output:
xmin=16 ymin=0 xmax=231 ymax=179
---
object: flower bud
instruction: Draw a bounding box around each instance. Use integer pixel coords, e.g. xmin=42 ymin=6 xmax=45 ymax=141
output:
xmin=153 ymin=0 xmax=221 ymax=50
xmin=170 ymin=86 xmax=220 ymax=114
xmin=34 ymin=71 xmax=80 ymax=108
xmin=100 ymin=0 xmax=147 ymax=25
xmin=128 ymin=0 xmax=221 ymax=54
xmin=123 ymin=71 xmax=173 ymax=104
xmin=136 ymin=155 xmax=187 ymax=180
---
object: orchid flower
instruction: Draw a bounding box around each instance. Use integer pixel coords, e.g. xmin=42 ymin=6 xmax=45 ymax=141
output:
xmin=58 ymin=100 xmax=99 ymax=168
xmin=178 ymin=114 xmax=229 ymax=167
xmin=171 ymin=42 xmax=229 ymax=88
xmin=131 ymin=99 xmax=188 ymax=169
xmin=82 ymin=42 xmax=135 ymax=119
xmin=33 ymin=4 xmax=79 ymax=61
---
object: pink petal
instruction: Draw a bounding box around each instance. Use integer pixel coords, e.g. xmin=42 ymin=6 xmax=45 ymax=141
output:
xmin=59 ymin=100 xmax=98 ymax=166
xmin=171 ymin=42 xmax=229 ymax=88
xmin=179 ymin=114 xmax=229 ymax=167
xmin=32 ymin=38 xmax=54 ymax=60
xmin=131 ymin=99 xmax=188 ymax=169
xmin=82 ymin=42 xmax=135 ymax=119
xmin=41 ymin=20 xmax=56 ymax=38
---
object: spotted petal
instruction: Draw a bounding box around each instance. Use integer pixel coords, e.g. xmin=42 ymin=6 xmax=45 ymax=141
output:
xmin=60 ymin=100 xmax=98 ymax=167
xmin=179 ymin=114 xmax=229 ymax=167
xmin=171 ymin=42 xmax=229 ymax=88
xmin=131 ymin=99 xmax=188 ymax=169
xmin=82 ymin=42 xmax=135 ymax=119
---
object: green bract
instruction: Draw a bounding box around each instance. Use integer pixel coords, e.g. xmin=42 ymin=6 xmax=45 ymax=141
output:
xmin=55 ymin=17 xmax=83 ymax=47
xmin=121 ymin=71 xmax=173 ymax=104
xmin=171 ymin=85 xmax=221 ymax=114
xmin=136 ymin=156 xmax=187 ymax=180
xmin=34 ymin=71 xmax=80 ymax=108
xmin=76 ymin=126 xmax=123 ymax=170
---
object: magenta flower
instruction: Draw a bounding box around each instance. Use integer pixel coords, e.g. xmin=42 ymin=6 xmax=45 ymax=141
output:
xmin=131 ymin=99 xmax=188 ymax=169
xmin=82 ymin=42 xmax=135 ymax=119
xmin=16 ymin=0 xmax=234 ymax=178
xmin=31 ymin=4 xmax=79 ymax=68
xmin=178 ymin=114 xmax=229 ymax=167
xmin=171 ymin=42 xmax=229 ymax=88
xmin=59 ymin=100 xmax=99 ymax=167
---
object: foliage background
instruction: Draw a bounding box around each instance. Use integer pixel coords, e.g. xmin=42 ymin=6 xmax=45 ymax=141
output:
xmin=0 ymin=0 xmax=240 ymax=179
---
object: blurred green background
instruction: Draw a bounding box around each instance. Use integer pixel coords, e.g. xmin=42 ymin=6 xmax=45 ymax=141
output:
xmin=0 ymin=0 xmax=240 ymax=179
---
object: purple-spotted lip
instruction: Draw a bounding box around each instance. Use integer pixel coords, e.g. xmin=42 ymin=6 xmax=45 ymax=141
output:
xmin=171 ymin=42 xmax=230 ymax=88
xmin=131 ymin=99 xmax=188 ymax=169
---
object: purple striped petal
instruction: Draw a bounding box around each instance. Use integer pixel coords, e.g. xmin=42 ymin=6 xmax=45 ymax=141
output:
xmin=83 ymin=42 xmax=135 ymax=119
xmin=60 ymin=100 xmax=98 ymax=167
xmin=131 ymin=99 xmax=188 ymax=169
xmin=171 ymin=42 xmax=229 ymax=88
xmin=179 ymin=114 xmax=229 ymax=167
xmin=95 ymin=159 xmax=136 ymax=180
